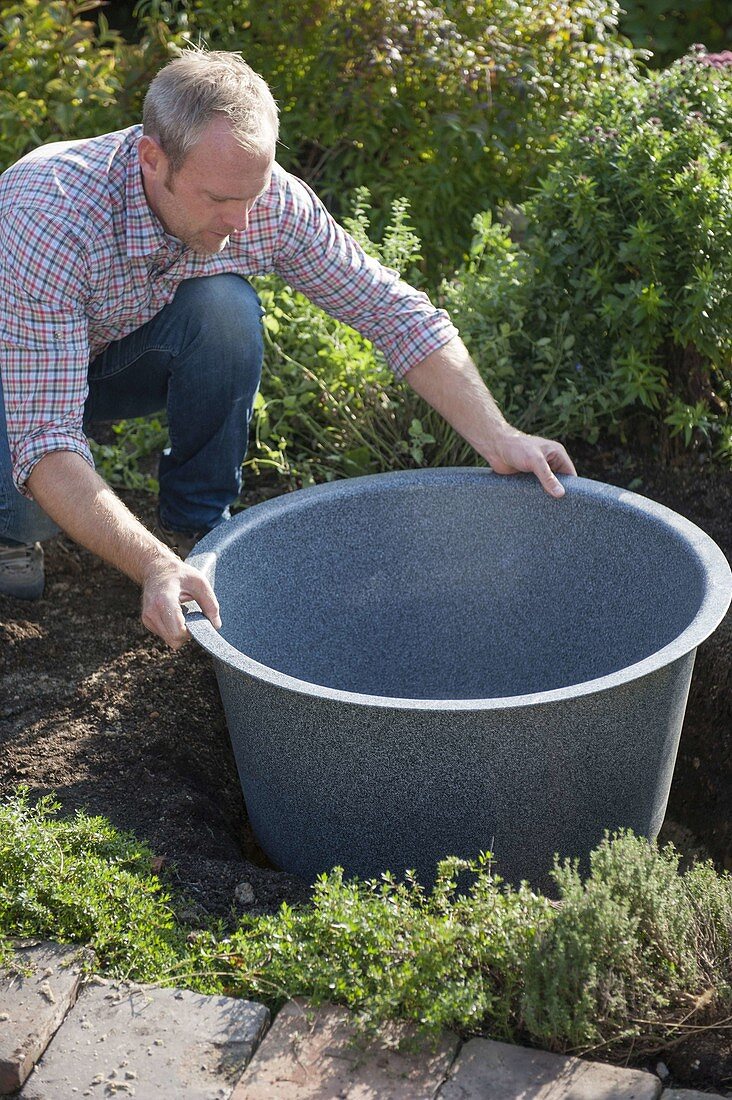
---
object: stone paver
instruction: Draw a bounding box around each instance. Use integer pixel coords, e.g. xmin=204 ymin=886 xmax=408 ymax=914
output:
xmin=19 ymin=980 xmax=269 ymax=1099
xmin=232 ymin=998 xmax=459 ymax=1099
xmin=436 ymin=1037 xmax=662 ymax=1099
xmin=3 ymin=944 xmax=726 ymax=1100
xmin=0 ymin=942 xmax=88 ymax=1095
xmin=662 ymin=1091 xmax=727 ymax=1098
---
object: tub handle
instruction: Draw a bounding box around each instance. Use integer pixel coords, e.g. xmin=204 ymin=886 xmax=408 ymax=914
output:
xmin=182 ymin=601 xmax=206 ymax=627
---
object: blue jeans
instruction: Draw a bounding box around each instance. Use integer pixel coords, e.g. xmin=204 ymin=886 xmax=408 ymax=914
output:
xmin=0 ymin=274 xmax=263 ymax=543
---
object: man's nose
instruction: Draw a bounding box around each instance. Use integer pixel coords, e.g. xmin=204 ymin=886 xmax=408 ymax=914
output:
xmin=226 ymin=205 xmax=251 ymax=232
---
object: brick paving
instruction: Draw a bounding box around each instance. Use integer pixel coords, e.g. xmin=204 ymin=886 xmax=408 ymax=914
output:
xmin=18 ymin=980 xmax=268 ymax=1099
xmin=0 ymin=944 xmax=88 ymax=1095
xmin=436 ymin=1036 xmax=662 ymax=1099
xmin=0 ymin=944 xmax=727 ymax=1099
xmin=232 ymin=998 xmax=458 ymax=1098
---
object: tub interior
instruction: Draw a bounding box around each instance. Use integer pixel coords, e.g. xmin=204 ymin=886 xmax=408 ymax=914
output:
xmin=211 ymin=478 xmax=706 ymax=699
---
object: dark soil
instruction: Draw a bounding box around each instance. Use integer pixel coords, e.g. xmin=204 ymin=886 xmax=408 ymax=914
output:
xmin=1 ymin=446 xmax=730 ymax=1094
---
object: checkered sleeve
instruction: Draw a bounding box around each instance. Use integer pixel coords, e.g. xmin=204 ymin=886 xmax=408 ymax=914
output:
xmin=0 ymin=205 xmax=92 ymax=495
xmin=273 ymin=174 xmax=458 ymax=379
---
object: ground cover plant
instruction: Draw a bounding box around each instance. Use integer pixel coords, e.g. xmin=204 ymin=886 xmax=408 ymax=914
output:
xmin=1 ymin=788 xmax=731 ymax=1067
xmin=0 ymin=791 xmax=184 ymax=980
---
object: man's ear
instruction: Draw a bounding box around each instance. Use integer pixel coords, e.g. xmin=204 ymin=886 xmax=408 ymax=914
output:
xmin=138 ymin=135 xmax=167 ymax=183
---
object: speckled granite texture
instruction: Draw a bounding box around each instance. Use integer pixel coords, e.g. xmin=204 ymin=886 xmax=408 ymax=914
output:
xmin=187 ymin=469 xmax=732 ymax=889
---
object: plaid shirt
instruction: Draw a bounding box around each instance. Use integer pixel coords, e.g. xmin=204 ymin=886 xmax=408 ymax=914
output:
xmin=0 ymin=125 xmax=457 ymax=493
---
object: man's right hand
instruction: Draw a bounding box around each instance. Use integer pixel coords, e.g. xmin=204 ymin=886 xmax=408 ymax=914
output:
xmin=141 ymin=558 xmax=221 ymax=650
xmin=26 ymin=451 xmax=222 ymax=649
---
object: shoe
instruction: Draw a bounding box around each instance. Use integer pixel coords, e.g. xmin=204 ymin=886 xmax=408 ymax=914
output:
xmin=151 ymin=509 xmax=202 ymax=560
xmin=0 ymin=540 xmax=45 ymax=600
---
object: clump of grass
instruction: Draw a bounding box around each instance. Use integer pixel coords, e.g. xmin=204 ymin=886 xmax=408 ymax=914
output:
xmin=1 ymin=789 xmax=731 ymax=1062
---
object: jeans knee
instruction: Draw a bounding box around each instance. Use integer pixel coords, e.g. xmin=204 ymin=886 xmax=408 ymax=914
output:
xmin=174 ymin=275 xmax=264 ymax=362
xmin=1 ymin=492 xmax=60 ymax=544
xmin=166 ymin=276 xmax=264 ymax=429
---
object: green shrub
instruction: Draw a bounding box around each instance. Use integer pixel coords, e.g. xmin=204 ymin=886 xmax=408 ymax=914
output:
xmin=0 ymin=0 xmax=171 ymax=171
xmin=137 ymin=0 xmax=644 ymax=276
xmin=251 ymin=189 xmax=473 ymax=486
xmin=444 ymin=54 xmax=732 ymax=458
xmin=522 ymin=832 xmax=715 ymax=1048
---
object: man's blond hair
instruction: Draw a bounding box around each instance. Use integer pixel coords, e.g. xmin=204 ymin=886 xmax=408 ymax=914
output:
xmin=143 ymin=49 xmax=279 ymax=173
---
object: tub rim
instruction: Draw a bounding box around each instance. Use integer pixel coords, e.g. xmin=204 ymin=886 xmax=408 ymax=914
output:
xmin=185 ymin=469 xmax=732 ymax=712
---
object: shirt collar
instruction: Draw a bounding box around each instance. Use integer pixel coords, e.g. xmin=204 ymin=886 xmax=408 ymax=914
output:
xmin=125 ymin=131 xmax=174 ymax=260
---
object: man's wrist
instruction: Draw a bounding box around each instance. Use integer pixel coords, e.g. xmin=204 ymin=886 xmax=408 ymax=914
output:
xmin=483 ymin=424 xmax=523 ymax=466
xmin=136 ymin=541 xmax=184 ymax=588
xmin=27 ymin=450 xmax=185 ymax=587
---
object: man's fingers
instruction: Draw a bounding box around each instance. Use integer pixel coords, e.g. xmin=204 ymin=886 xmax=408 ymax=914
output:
xmin=163 ymin=603 xmax=189 ymax=650
xmin=141 ymin=591 xmax=189 ymax=649
xmin=534 ymin=443 xmax=577 ymax=498
xmin=493 ymin=432 xmax=577 ymax=492
xmin=182 ymin=572 xmax=222 ymax=629
xmin=141 ymin=562 xmax=220 ymax=650
xmin=549 ymin=444 xmax=578 ymax=478
xmin=535 ymin=456 xmax=566 ymax=498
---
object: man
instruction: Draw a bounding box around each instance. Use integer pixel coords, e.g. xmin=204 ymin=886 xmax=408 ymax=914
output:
xmin=0 ymin=50 xmax=576 ymax=650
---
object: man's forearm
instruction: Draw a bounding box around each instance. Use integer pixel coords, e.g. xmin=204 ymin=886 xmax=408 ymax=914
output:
xmin=26 ymin=450 xmax=177 ymax=584
xmin=403 ymin=336 xmax=517 ymax=464
xmin=404 ymin=335 xmax=576 ymax=496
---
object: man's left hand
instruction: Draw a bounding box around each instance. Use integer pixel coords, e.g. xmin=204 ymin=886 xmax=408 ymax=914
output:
xmin=405 ymin=338 xmax=578 ymax=499
xmin=487 ymin=429 xmax=577 ymax=499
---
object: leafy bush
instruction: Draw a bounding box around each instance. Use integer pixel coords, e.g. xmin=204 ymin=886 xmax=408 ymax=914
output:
xmin=444 ymin=54 xmax=732 ymax=458
xmin=138 ymin=0 xmax=645 ymax=275
xmin=251 ymin=190 xmax=473 ymax=486
xmin=0 ymin=0 xmax=171 ymax=171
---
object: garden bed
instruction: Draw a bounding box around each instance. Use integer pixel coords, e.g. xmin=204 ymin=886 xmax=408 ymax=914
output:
xmin=1 ymin=445 xmax=731 ymax=1093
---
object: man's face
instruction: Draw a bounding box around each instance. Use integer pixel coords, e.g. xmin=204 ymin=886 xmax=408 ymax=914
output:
xmin=139 ymin=117 xmax=274 ymax=255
